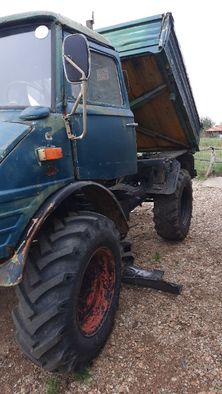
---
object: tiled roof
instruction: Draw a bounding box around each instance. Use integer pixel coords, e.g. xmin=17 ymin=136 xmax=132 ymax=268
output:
xmin=206 ymin=125 xmax=222 ymax=132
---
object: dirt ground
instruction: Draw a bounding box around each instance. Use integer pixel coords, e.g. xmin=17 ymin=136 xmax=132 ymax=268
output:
xmin=0 ymin=180 xmax=221 ymax=394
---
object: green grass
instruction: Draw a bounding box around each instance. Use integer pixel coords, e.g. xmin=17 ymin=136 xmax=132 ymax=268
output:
xmin=46 ymin=376 xmax=59 ymax=394
xmin=198 ymin=137 xmax=222 ymax=148
xmin=152 ymin=251 xmax=161 ymax=262
xmin=73 ymin=367 xmax=92 ymax=383
xmin=195 ymin=137 xmax=222 ymax=176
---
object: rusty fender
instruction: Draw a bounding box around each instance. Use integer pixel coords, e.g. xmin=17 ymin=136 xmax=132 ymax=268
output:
xmin=0 ymin=182 xmax=128 ymax=287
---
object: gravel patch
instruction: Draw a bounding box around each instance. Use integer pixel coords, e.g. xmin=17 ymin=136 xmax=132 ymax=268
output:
xmin=202 ymin=177 xmax=222 ymax=189
xmin=0 ymin=180 xmax=221 ymax=393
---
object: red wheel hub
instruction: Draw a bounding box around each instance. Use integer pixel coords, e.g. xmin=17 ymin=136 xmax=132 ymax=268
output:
xmin=77 ymin=247 xmax=115 ymax=336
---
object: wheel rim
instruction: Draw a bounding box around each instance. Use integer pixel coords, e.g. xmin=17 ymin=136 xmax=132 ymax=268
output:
xmin=77 ymin=247 xmax=115 ymax=336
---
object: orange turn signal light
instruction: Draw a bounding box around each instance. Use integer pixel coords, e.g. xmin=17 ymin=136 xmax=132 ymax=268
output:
xmin=37 ymin=147 xmax=63 ymax=161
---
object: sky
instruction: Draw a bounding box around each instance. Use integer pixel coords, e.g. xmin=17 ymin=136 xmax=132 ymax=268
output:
xmin=0 ymin=0 xmax=222 ymax=123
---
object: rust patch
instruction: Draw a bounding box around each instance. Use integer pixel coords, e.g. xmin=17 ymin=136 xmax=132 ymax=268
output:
xmin=0 ymin=201 xmax=56 ymax=287
xmin=47 ymin=165 xmax=58 ymax=176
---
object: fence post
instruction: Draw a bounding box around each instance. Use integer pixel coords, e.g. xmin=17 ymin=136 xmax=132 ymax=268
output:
xmin=205 ymin=147 xmax=216 ymax=177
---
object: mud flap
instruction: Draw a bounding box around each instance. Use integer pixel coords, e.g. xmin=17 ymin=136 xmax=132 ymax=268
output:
xmin=121 ymin=240 xmax=182 ymax=295
xmin=122 ymin=265 xmax=182 ymax=295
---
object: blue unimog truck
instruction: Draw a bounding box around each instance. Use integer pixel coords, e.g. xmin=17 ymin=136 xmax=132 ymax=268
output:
xmin=0 ymin=11 xmax=200 ymax=372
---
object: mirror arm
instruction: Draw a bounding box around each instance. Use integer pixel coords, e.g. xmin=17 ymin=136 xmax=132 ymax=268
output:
xmin=64 ymin=55 xmax=86 ymax=81
xmin=70 ymin=88 xmax=82 ymax=115
xmin=81 ymin=80 xmax=87 ymax=140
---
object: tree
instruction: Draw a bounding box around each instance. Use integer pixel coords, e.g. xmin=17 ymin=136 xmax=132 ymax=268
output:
xmin=200 ymin=116 xmax=215 ymax=132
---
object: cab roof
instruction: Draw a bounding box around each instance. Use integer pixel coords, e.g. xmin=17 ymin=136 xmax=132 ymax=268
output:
xmin=0 ymin=11 xmax=112 ymax=47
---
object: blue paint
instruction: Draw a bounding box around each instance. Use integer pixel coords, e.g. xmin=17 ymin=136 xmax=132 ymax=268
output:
xmin=0 ymin=121 xmax=31 ymax=162
xmin=66 ymin=42 xmax=137 ymax=180
xmin=0 ymin=113 xmax=74 ymax=259
xmin=20 ymin=106 xmax=50 ymax=120
xmin=0 ymin=12 xmax=137 ymax=272
xmin=70 ymin=106 xmax=137 ymax=179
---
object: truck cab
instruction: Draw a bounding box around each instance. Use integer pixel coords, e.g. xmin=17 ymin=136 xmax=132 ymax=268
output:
xmin=0 ymin=12 xmax=137 ymax=264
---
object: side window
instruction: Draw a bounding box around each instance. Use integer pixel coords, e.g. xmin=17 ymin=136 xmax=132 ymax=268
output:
xmin=71 ymin=51 xmax=123 ymax=106
xmin=88 ymin=52 xmax=122 ymax=106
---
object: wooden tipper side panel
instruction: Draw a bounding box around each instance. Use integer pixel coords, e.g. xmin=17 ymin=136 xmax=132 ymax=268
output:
xmin=123 ymin=55 xmax=189 ymax=152
xmin=98 ymin=13 xmax=200 ymax=153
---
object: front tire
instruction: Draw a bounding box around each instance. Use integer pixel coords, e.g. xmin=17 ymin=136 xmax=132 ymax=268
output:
xmin=153 ymin=169 xmax=192 ymax=241
xmin=13 ymin=211 xmax=121 ymax=373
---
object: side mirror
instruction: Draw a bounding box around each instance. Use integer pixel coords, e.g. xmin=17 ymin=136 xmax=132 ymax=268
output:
xmin=63 ymin=34 xmax=90 ymax=83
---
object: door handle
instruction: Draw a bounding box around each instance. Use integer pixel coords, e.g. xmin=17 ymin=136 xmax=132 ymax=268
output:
xmin=126 ymin=123 xmax=138 ymax=127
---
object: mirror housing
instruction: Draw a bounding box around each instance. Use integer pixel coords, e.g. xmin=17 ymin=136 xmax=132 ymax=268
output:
xmin=19 ymin=106 xmax=50 ymax=120
xmin=62 ymin=34 xmax=90 ymax=141
xmin=63 ymin=34 xmax=90 ymax=83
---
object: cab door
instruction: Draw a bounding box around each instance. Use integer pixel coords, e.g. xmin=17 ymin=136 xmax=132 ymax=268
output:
xmin=68 ymin=44 xmax=137 ymax=180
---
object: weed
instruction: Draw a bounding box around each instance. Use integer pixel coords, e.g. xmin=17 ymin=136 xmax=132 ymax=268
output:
xmin=152 ymin=251 xmax=161 ymax=262
xmin=73 ymin=367 xmax=92 ymax=383
xmin=46 ymin=376 xmax=59 ymax=394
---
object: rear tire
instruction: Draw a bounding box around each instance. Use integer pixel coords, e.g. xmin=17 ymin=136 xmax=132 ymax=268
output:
xmin=153 ymin=169 xmax=192 ymax=241
xmin=13 ymin=211 xmax=121 ymax=373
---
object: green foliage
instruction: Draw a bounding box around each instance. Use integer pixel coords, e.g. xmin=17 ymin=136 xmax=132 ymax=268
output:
xmin=200 ymin=116 xmax=215 ymax=132
xmin=73 ymin=367 xmax=92 ymax=383
xmin=196 ymin=174 xmax=207 ymax=181
xmin=46 ymin=376 xmax=59 ymax=394
xmin=152 ymin=251 xmax=161 ymax=262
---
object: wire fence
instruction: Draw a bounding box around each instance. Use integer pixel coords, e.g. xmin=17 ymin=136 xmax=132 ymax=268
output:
xmin=195 ymin=145 xmax=222 ymax=177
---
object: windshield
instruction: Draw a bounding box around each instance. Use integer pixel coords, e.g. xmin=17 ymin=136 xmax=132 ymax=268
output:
xmin=0 ymin=25 xmax=51 ymax=108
